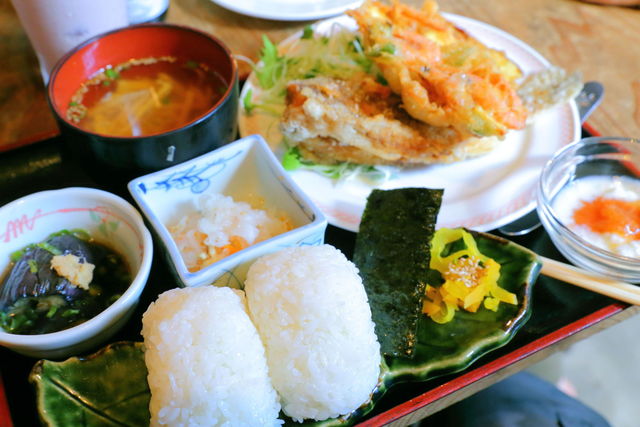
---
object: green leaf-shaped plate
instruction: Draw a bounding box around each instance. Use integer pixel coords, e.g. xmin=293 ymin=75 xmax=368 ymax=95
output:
xmin=30 ymin=342 xmax=150 ymax=426
xmin=30 ymin=232 xmax=540 ymax=426
xmin=384 ymin=230 xmax=540 ymax=386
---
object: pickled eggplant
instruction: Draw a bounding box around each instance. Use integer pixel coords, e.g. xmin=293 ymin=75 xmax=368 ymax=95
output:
xmin=0 ymin=230 xmax=131 ymax=335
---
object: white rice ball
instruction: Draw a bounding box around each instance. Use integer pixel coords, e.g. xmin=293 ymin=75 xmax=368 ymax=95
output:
xmin=141 ymin=286 xmax=282 ymax=427
xmin=244 ymin=244 xmax=381 ymax=422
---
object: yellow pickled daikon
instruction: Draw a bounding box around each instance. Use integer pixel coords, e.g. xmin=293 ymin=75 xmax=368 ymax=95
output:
xmin=423 ymin=228 xmax=517 ymax=324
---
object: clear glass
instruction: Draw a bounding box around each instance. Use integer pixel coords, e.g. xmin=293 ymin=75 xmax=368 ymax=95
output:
xmin=537 ymin=137 xmax=640 ymax=282
xmin=11 ymin=0 xmax=129 ymax=84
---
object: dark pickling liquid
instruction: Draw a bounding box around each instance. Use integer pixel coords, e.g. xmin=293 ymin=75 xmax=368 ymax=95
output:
xmin=0 ymin=233 xmax=131 ymax=335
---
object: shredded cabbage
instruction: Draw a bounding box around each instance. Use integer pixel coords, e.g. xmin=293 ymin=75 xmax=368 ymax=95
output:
xmin=282 ymin=145 xmax=396 ymax=184
xmin=244 ymin=26 xmax=392 ymax=182
xmin=250 ymin=27 xmax=381 ymax=107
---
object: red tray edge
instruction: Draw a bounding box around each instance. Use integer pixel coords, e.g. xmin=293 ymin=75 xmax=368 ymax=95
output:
xmin=360 ymin=302 xmax=625 ymax=426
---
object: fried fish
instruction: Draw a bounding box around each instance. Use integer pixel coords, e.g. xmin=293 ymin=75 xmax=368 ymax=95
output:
xmin=281 ymin=73 xmax=502 ymax=165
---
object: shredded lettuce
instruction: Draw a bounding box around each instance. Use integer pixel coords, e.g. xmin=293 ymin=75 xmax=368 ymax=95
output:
xmin=282 ymin=146 xmax=396 ymax=184
xmin=255 ymin=35 xmax=287 ymax=90
xmin=252 ymin=28 xmax=381 ymax=108
xmin=250 ymin=27 xmax=396 ymax=183
xmin=243 ymin=88 xmax=256 ymax=114
xmin=301 ymin=25 xmax=314 ymax=40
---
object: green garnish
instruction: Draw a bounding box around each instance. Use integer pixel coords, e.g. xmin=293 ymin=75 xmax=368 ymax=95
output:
xmin=376 ymin=73 xmax=388 ymax=86
xmin=49 ymin=229 xmax=90 ymax=240
xmin=68 ymin=101 xmax=79 ymax=107
xmin=62 ymin=309 xmax=80 ymax=318
xmin=243 ymin=88 xmax=256 ymax=114
xmin=255 ymin=35 xmax=286 ymax=90
xmin=36 ymin=242 xmax=62 ymax=256
xmin=248 ymin=29 xmax=396 ymax=186
xmin=11 ymin=246 xmax=33 ymax=262
xmin=282 ymin=146 xmax=303 ymax=171
xmin=46 ymin=306 xmax=58 ymax=318
xmin=350 ymin=37 xmax=374 ymax=73
xmin=10 ymin=229 xmax=90 ymax=262
xmin=27 ymin=259 xmax=38 ymax=273
xmin=281 ymin=146 xmax=395 ymax=183
xmin=185 ymin=60 xmax=199 ymax=69
xmin=104 ymin=68 xmax=119 ymax=79
xmin=251 ymin=30 xmax=382 ymax=111
xmin=301 ymin=25 xmax=314 ymax=40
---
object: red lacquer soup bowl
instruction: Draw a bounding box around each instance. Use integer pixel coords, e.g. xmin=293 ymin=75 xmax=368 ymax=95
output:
xmin=48 ymin=23 xmax=239 ymax=183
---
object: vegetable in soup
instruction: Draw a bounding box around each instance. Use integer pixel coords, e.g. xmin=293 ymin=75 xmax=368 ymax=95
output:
xmin=0 ymin=230 xmax=131 ymax=335
xmin=67 ymin=57 xmax=228 ymax=137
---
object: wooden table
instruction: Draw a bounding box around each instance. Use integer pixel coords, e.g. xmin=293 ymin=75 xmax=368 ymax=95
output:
xmin=1 ymin=0 xmax=640 ymax=150
xmin=1 ymin=1 xmax=640 ymax=425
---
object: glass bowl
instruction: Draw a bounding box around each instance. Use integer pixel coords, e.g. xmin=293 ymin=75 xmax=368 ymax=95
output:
xmin=537 ymin=136 xmax=640 ymax=282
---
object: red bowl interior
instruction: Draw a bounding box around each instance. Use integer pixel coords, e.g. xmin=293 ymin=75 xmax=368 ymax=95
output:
xmin=49 ymin=23 xmax=237 ymax=130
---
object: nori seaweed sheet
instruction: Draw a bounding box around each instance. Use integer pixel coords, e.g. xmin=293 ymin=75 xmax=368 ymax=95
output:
xmin=353 ymin=188 xmax=443 ymax=358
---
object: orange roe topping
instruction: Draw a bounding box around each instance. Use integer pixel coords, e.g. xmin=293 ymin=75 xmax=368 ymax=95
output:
xmin=573 ymin=196 xmax=640 ymax=239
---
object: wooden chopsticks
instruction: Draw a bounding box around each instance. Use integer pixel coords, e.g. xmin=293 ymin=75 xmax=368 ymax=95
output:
xmin=540 ymin=256 xmax=640 ymax=305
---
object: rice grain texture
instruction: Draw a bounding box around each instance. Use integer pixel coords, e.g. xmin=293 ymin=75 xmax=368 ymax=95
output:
xmin=245 ymin=245 xmax=381 ymax=422
xmin=142 ymin=286 xmax=282 ymax=427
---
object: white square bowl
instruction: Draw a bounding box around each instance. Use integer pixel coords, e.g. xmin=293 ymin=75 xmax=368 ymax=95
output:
xmin=128 ymin=134 xmax=327 ymax=288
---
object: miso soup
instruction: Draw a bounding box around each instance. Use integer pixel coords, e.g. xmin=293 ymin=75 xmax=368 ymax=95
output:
xmin=67 ymin=57 xmax=228 ymax=137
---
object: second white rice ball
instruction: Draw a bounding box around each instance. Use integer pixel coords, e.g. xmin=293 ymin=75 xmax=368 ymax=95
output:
xmin=245 ymin=244 xmax=381 ymax=422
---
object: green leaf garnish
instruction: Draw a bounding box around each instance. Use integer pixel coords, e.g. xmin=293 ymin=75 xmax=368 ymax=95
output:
xmin=301 ymin=25 xmax=314 ymax=40
xmin=10 ymin=247 xmax=31 ymax=262
xmin=185 ymin=60 xmax=199 ymax=69
xmin=281 ymin=146 xmax=395 ymax=183
xmin=104 ymin=68 xmax=119 ymax=79
xmin=62 ymin=309 xmax=80 ymax=318
xmin=243 ymin=88 xmax=256 ymax=114
xmin=36 ymin=242 xmax=62 ymax=256
xmin=27 ymin=259 xmax=38 ymax=273
xmin=282 ymin=146 xmax=303 ymax=171
xmin=46 ymin=306 xmax=58 ymax=318
xmin=368 ymin=43 xmax=396 ymax=57
xmin=255 ymin=35 xmax=286 ymax=90
xmin=376 ymin=73 xmax=388 ymax=86
xmin=380 ymin=43 xmax=396 ymax=54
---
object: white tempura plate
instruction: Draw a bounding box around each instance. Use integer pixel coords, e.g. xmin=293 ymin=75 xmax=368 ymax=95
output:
xmin=210 ymin=0 xmax=363 ymax=21
xmin=238 ymin=14 xmax=581 ymax=233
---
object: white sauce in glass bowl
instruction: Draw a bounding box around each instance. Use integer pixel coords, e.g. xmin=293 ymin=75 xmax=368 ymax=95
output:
xmin=551 ymin=175 xmax=640 ymax=258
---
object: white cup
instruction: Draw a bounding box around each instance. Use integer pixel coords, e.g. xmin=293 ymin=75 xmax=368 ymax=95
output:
xmin=11 ymin=0 xmax=129 ymax=84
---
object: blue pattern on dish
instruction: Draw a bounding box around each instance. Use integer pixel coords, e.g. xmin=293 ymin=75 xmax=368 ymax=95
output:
xmin=137 ymin=150 xmax=244 ymax=194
